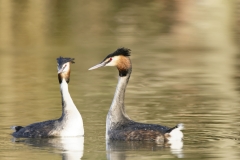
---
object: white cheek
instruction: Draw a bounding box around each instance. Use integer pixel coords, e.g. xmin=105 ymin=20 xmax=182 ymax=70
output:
xmin=63 ymin=65 xmax=70 ymax=72
xmin=105 ymin=57 xmax=119 ymax=66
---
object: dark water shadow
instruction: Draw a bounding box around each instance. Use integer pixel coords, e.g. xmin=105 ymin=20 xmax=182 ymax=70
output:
xmin=11 ymin=136 xmax=84 ymax=160
xmin=106 ymin=140 xmax=183 ymax=160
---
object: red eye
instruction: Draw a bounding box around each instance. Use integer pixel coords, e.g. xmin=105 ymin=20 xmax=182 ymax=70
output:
xmin=109 ymin=57 xmax=112 ymax=61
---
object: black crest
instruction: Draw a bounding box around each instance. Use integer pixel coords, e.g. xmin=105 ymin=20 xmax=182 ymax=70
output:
xmin=56 ymin=57 xmax=75 ymax=66
xmin=104 ymin=47 xmax=131 ymax=60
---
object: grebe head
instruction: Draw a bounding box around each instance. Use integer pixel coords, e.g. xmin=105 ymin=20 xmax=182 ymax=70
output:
xmin=57 ymin=57 xmax=75 ymax=83
xmin=89 ymin=47 xmax=131 ymax=77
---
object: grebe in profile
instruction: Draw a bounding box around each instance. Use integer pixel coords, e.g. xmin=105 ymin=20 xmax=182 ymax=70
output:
xmin=89 ymin=48 xmax=183 ymax=142
xmin=12 ymin=57 xmax=84 ymax=138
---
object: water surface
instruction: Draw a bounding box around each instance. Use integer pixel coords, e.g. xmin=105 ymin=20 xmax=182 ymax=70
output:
xmin=0 ymin=0 xmax=240 ymax=159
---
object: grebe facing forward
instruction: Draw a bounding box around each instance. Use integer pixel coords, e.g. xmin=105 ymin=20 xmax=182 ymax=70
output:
xmin=89 ymin=48 xmax=183 ymax=142
xmin=12 ymin=57 xmax=84 ymax=138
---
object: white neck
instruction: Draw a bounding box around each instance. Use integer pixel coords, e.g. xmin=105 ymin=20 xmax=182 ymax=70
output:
xmin=59 ymin=79 xmax=84 ymax=136
xmin=60 ymin=79 xmax=76 ymax=113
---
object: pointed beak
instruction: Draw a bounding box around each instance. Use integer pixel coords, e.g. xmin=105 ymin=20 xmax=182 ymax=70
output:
xmin=58 ymin=69 xmax=63 ymax=74
xmin=58 ymin=66 xmax=64 ymax=74
xmin=88 ymin=62 xmax=106 ymax=70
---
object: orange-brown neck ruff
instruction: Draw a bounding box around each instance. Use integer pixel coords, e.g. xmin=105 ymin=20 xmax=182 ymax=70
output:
xmin=116 ymin=56 xmax=132 ymax=77
xmin=58 ymin=70 xmax=71 ymax=84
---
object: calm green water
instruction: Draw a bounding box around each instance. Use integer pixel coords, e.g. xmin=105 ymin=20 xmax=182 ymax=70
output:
xmin=0 ymin=0 xmax=240 ymax=159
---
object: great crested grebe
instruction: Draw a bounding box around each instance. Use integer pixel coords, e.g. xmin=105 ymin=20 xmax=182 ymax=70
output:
xmin=12 ymin=57 xmax=84 ymax=138
xmin=89 ymin=48 xmax=183 ymax=142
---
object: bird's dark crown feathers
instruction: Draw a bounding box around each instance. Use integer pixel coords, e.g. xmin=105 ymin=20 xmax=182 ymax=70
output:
xmin=56 ymin=57 xmax=75 ymax=66
xmin=104 ymin=47 xmax=131 ymax=60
